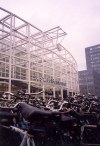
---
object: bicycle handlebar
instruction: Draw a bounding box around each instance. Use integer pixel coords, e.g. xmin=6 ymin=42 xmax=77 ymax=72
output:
xmin=3 ymin=91 xmax=44 ymax=96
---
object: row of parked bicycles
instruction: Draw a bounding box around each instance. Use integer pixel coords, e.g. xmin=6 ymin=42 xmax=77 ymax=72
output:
xmin=0 ymin=90 xmax=100 ymax=146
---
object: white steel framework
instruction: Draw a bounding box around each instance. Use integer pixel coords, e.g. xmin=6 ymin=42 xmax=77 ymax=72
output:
xmin=0 ymin=7 xmax=79 ymax=98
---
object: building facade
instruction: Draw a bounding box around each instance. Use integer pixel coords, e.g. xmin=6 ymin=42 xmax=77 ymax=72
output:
xmin=85 ymin=44 xmax=100 ymax=73
xmin=79 ymin=44 xmax=100 ymax=97
xmin=0 ymin=7 xmax=79 ymax=99
xmin=78 ymin=70 xmax=100 ymax=96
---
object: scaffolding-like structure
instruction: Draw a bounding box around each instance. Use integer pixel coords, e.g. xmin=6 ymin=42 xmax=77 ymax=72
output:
xmin=0 ymin=7 xmax=79 ymax=98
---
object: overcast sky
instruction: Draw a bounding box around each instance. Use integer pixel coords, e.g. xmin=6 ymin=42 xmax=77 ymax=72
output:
xmin=1 ymin=0 xmax=100 ymax=70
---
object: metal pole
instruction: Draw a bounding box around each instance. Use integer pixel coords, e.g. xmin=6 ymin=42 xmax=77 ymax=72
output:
xmin=8 ymin=15 xmax=13 ymax=99
xmin=53 ymin=87 xmax=56 ymax=98
xmin=27 ymin=24 xmax=30 ymax=93
xmin=43 ymin=85 xmax=45 ymax=100
xmin=61 ymin=88 xmax=63 ymax=100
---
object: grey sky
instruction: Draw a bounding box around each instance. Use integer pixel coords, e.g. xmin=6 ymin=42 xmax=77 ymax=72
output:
xmin=1 ymin=0 xmax=100 ymax=70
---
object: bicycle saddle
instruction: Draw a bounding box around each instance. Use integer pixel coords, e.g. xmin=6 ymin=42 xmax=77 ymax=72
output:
xmin=19 ymin=103 xmax=52 ymax=120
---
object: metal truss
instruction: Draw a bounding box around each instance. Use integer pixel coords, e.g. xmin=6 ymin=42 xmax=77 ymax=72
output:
xmin=0 ymin=7 xmax=79 ymax=98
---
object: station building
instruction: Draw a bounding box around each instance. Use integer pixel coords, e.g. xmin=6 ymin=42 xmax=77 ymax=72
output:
xmin=0 ymin=7 xmax=79 ymax=99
